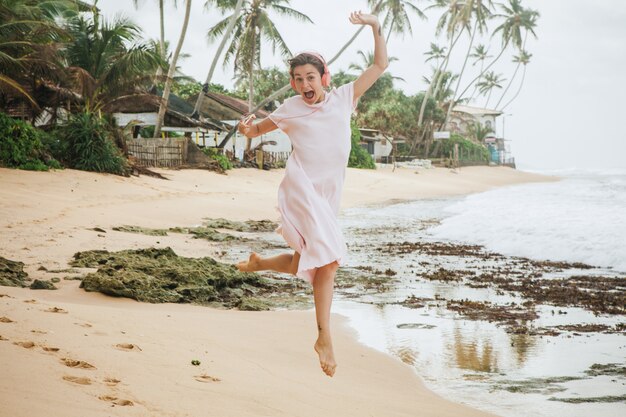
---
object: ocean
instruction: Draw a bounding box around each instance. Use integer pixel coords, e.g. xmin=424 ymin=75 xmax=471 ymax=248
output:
xmin=332 ymin=168 xmax=626 ymax=417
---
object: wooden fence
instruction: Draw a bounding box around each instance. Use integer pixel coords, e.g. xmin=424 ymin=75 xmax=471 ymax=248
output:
xmin=128 ymin=138 xmax=185 ymax=168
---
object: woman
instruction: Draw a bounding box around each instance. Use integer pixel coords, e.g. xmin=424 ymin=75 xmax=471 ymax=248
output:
xmin=237 ymin=10 xmax=388 ymax=377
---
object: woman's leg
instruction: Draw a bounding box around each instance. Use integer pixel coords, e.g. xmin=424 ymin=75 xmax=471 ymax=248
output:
xmin=237 ymin=251 xmax=300 ymax=275
xmin=312 ymin=261 xmax=339 ymax=377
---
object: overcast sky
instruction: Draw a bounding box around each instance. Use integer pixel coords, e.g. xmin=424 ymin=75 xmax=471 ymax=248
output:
xmin=98 ymin=0 xmax=626 ymax=171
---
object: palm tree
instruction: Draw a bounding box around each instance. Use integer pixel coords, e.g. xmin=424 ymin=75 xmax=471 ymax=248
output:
xmin=206 ymin=0 xmax=312 ymax=114
xmin=417 ymin=0 xmax=467 ymax=129
xmin=424 ymin=42 xmax=446 ymax=68
xmin=132 ymin=0 xmax=178 ymax=78
xmin=468 ymin=44 xmax=491 ymax=101
xmin=154 ymin=0 xmax=192 ymax=138
xmin=499 ymin=49 xmax=531 ymax=110
xmin=191 ymin=0 xmax=244 ymax=119
xmin=63 ymin=13 xmax=162 ymax=110
xmin=442 ymin=0 xmax=494 ymax=128
xmin=468 ymin=121 xmax=493 ymax=142
xmin=476 ymin=70 xmax=504 ymax=108
xmin=367 ymin=0 xmax=426 ymax=43
xmin=349 ymin=49 xmax=404 ymax=81
xmin=455 ymin=0 xmax=539 ymax=104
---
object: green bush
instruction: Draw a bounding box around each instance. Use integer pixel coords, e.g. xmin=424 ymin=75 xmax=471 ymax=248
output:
xmin=0 ymin=112 xmax=60 ymax=171
xmin=203 ymin=147 xmax=233 ymax=170
xmin=57 ymin=111 xmax=129 ymax=175
xmin=348 ymin=119 xmax=375 ymax=169
xmin=437 ymin=133 xmax=489 ymax=162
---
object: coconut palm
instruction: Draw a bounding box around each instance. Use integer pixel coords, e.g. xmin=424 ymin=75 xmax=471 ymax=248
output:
xmin=498 ymin=49 xmax=531 ymax=110
xmin=349 ymin=49 xmax=404 ymax=81
xmin=424 ymin=42 xmax=446 ymax=67
xmin=442 ymin=0 xmax=494 ymax=128
xmin=367 ymin=0 xmax=426 ymax=43
xmin=154 ymin=0 xmax=192 ymax=138
xmin=63 ymin=13 xmax=163 ymax=110
xmin=476 ymin=70 xmax=504 ymax=108
xmin=206 ymin=0 xmax=312 ymax=114
xmin=455 ymin=0 xmax=539 ymax=104
xmin=468 ymin=44 xmax=490 ymax=100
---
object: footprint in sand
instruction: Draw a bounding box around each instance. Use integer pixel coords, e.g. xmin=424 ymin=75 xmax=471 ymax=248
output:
xmin=0 ymin=316 xmax=14 ymax=323
xmin=104 ymin=377 xmax=121 ymax=386
xmin=24 ymin=299 xmax=37 ymax=304
xmin=61 ymin=358 xmax=96 ymax=369
xmin=115 ymin=343 xmax=142 ymax=351
xmin=42 ymin=345 xmax=60 ymax=352
xmin=0 ymin=335 xmax=8 ymax=341
xmin=45 ymin=307 xmax=68 ymax=314
xmin=74 ymin=322 xmax=93 ymax=328
xmin=98 ymin=396 xmax=134 ymax=406
xmin=31 ymin=329 xmax=47 ymax=334
xmin=0 ymin=293 xmax=11 ymax=298
xmin=194 ymin=374 xmax=221 ymax=383
xmin=63 ymin=375 xmax=92 ymax=385
xmin=14 ymin=341 xmax=36 ymax=349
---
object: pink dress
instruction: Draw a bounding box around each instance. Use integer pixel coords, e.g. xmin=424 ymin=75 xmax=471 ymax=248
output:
xmin=269 ymin=82 xmax=357 ymax=283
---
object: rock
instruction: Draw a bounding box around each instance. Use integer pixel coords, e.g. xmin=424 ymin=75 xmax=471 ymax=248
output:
xmin=0 ymin=257 xmax=28 ymax=287
xmin=29 ymin=279 xmax=57 ymax=290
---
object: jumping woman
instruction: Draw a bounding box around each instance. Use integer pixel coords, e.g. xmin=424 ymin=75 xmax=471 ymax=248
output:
xmin=237 ymin=10 xmax=388 ymax=377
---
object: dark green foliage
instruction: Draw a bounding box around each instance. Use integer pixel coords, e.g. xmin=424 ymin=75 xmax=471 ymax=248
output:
xmin=203 ymin=147 xmax=233 ymax=170
xmin=436 ymin=133 xmax=489 ymax=162
xmin=348 ymin=119 xmax=375 ymax=169
xmin=56 ymin=111 xmax=129 ymax=175
xmin=0 ymin=112 xmax=60 ymax=170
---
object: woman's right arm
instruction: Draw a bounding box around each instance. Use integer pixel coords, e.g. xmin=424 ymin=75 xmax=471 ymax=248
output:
xmin=238 ymin=115 xmax=279 ymax=138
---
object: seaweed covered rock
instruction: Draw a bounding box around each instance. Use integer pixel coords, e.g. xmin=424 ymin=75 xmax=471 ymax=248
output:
xmin=202 ymin=218 xmax=278 ymax=233
xmin=73 ymin=247 xmax=279 ymax=307
xmin=29 ymin=279 xmax=57 ymax=290
xmin=0 ymin=257 xmax=28 ymax=287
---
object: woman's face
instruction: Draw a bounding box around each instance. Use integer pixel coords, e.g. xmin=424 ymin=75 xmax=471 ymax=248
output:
xmin=292 ymin=64 xmax=324 ymax=104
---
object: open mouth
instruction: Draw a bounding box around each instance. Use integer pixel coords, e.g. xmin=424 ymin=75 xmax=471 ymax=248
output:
xmin=303 ymin=90 xmax=315 ymax=100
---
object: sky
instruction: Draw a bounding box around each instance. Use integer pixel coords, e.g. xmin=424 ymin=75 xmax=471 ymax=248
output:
xmin=98 ymin=0 xmax=626 ymax=171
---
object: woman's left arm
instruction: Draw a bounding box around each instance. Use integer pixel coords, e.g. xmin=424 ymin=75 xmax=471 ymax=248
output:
xmin=350 ymin=11 xmax=389 ymax=99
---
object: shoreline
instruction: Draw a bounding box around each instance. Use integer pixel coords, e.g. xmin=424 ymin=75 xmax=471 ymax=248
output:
xmin=0 ymin=165 xmax=554 ymax=417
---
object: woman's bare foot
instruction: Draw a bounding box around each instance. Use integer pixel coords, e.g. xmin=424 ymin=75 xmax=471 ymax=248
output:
xmin=314 ymin=332 xmax=337 ymax=377
xmin=237 ymin=252 xmax=262 ymax=272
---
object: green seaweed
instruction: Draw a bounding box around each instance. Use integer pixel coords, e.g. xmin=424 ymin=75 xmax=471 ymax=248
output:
xmin=202 ymin=218 xmax=277 ymax=233
xmin=549 ymin=395 xmax=626 ymax=404
xmin=0 ymin=257 xmax=28 ymax=287
xmin=112 ymin=225 xmax=169 ymax=236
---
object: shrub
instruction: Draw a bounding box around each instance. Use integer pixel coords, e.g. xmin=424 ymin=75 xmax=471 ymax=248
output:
xmin=57 ymin=111 xmax=129 ymax=175
xmin=0 ymin=112 xmax=60 ymax=171
xmin=203 ymin=147 xmax=233 ymax=170
xmin=348 ymin=119 xmax=375 ymax=169
xmin=437 ymin=134 xmax=489 ymax=162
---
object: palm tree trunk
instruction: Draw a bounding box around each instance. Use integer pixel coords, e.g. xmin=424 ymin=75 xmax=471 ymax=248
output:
xmin=443 ymin=21 xmax=478 ymax=129
xmin=456 ymin=44 xmax=507 ymax=105
xmin=484 ymin=89 xmax=492 ymax=108
xmin=385 ymin=16 xmax=395 ymax=45
xmin=154 ymin=0 xmax=192 ymax=139
xmin=245 ymin=36 xmax=256 ymax=151
xmin=192 ymin=0 xmax=244 ymax=119
xmin=469 ymin=59 xmax=484 ymax=102
xmin=494 ymin=61 xmax=520 ymax=109
xmin=501 ymin=64 xmax=527 ymax=110
xmin=156 ymin=0 xmax=165 ymax=78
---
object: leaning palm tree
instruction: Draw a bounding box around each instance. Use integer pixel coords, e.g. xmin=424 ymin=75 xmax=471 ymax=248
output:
xmin=468 ymin=43 xmax=491 ymax=101
xmin=349 ymin=49 xmax=404 ymax=81
xmin=206 ymin=0 xmax=312 ymax=114
xmin=424 ymin=42 xmax=446 ymax=68
xmin=476 ymin=70 xmax=504 ymax=108
xmin=455 ymin=0 xmax=539 ymax=104
xmin=191 ymin=0 xmax=244 ymax=119
xmin=442 ymin=0 xmax=494 ymax=128
xmin=154 ymin=0 xmax=192 ymax=138
xmin=367 ymin=0 xmax=426 ymax=44
xmin=499 ymin=49 xmax=531 ymax=110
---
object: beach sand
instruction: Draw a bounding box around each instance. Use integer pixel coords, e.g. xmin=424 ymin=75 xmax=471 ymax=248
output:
xmin=0 ymin=165 xmax=554 ymax=417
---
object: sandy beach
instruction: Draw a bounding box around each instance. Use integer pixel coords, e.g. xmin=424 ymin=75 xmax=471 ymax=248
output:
xmin=0 ymin=165 xmax=554 ymax=417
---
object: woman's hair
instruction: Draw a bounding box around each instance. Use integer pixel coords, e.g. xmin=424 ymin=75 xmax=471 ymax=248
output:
xmin=288 ymin=53 xmax=325 ymax=79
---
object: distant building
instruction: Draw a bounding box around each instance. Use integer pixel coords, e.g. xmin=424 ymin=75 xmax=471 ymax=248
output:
xmin=358 ymin=128 xmax=394 ymax=162
xmin=449 ymin=105 xmax=502 ymax=139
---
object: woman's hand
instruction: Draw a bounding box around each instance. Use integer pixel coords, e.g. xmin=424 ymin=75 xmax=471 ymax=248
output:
xmin=238 ymin=114 xmax=256 ymax=137
xmin=349 ymin=10 xmax=380 ymax=28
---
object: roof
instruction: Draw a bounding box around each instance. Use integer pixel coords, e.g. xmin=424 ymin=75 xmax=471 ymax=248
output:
xmin=452 ymin=105 xmax=502 ymax=116
xmin=105 ymin=92 xmax=229 ymax=131
xmin=201 ymin=91 xmax=269 ymax=119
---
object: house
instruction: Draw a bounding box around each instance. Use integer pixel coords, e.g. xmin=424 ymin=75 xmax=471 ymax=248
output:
xmin=194 ymin=91 xmax=292 ymax=157
xmin=358 ymin=128 xmax=394 ymax=162
xmin=448 ymin=105 xmax=502 ymax=139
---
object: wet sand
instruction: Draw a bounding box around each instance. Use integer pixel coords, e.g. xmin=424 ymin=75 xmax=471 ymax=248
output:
xmin=0 ymin=165 xmax=553 ymax=417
